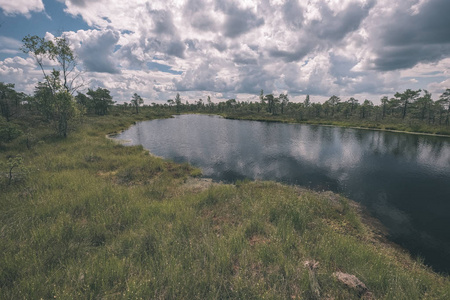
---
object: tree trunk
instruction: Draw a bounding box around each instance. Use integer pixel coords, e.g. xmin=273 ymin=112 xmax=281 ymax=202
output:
xmin=402 ymin=101 xmax=407 ymax=119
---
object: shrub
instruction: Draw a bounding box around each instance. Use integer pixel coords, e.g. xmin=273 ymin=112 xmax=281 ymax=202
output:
xmin=0 ymin=117 xmax=22 ymax=144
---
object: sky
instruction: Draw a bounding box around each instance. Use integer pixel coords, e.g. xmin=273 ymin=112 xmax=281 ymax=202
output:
xmin=1 ymin=0 xmax=450 ymax=104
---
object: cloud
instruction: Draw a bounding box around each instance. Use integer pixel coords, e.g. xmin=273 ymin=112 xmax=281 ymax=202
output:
xmin=367 ymin=0 xmax=450 ymax=71
xmin=2 ymin=0 xmax=450 ymax=103
xmin=173 ymin=58 xmax=231 ymax=92
xmin=282 ymin=0 xmax=304 ymax=30
xmin=63 ymin=0 xmax=102 ymax=8
xmin=183 ymin=0 xmax=218 ymax=32
xmin=147 ymin=8 xmax=176 ymax=36
xmin=66 ymin=29 xmax=121 ymax=74
xmin=0 ymin=56 xmax=40 ymax=93
xmin=0 ymin=0 xmax=44 ymax=17
xmin=307 ymin=0 xmax=375 ymax=42
xmin=221 ymin=5 xmax=264 ymax=38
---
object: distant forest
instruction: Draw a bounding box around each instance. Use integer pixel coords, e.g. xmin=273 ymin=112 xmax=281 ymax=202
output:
xmin=157 ymin=88 xmax=450 ymax=128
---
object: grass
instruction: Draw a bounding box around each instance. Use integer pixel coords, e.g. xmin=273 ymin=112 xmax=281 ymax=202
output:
xmin=1 ymin=110 xmax=449 ymax=299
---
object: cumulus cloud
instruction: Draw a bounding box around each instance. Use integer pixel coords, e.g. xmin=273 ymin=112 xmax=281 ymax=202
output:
xmin=0 ymin=56 xmax=40 ymax=93
xmin=66 ymin=29 xmax=121 ymax=74
xmin=174 ymin=58 xmax=232 ymax=92
xmin=0 ymin=0 xmax=44 ymax=17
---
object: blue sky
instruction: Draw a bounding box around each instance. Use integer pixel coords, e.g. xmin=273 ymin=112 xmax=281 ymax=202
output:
xmin=1 ymin=0 xmax=450 ymax=104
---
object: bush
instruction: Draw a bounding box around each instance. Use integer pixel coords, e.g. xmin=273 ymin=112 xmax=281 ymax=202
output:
xmin=1 ymin=155 xmax=29 ymax=186
xmin=0 ymin=117 xmax=22 ymax=144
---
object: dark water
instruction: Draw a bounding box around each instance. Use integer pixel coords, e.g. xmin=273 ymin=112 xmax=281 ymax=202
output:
xmin=116 ymin=114 xmax=450 ymax=274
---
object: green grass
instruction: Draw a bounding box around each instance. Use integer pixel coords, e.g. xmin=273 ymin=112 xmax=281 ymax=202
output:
xmin=1 ymin=111 xmax=449 ymax=299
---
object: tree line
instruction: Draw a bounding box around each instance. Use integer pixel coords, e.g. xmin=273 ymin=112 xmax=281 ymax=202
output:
xmin=155 ymin=89 xmax=450 ymax=129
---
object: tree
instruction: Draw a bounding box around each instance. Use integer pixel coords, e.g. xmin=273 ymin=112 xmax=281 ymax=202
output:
xmin=167 ymin=99 xmax=174 ymax=110
xmin=279 ymin=94 xmax=289 ymax=114
xmin=304 ymin=95 xmax=310 ymax=108
xmin=21 ymin=35 xmax=56 ymax=94
xmin=394 ymin=89 xmax=421 ymax=119
xmin=387 ymin=97 xmax=400 ymax=116
xmin=0 ymin=82 xmax=21 ymax=121
xmin=361 ymin=99 xmax=373 ymax=119
xmin=259 ymin=89 xmax=265 ymax=104
xmin=380 ymin=96 xmax=388 ymax=119
xmin=265 ymin=94 xmax=280 ymax=115
xmin=175 ymin=93 xmax=182 ymax=113
xmin=438 ymin=89 xmax=450 ymax=125
xmin=196 ymin=98 xmax=204 ymax=111
xmin=33 ymin=79 xmax=57 ymax=121
xmin=22 ymin=35 xmax=82 ymax=94
xmin=50 ymin=37 xmax=81 ymax=93
xmin=86 ymin=88 xmax=114 ymax=115
xmin=347 ymin=97 xmax=358 ymax=116
xmin=131 ymin=93 xmax=144 ymax=114
xmin=0 ymin=116 xmax=22 ymax=144
xmin=326 ymin=95 xmax=340 ymax=117
xmin=6 ymin=155 xmax=28 ymax=185
xmin=22 ymin=35 xmax=81 ymax=137
xmin=414 ymin=90 xmax=433 ymax=121
xmin=54 ymin=91 xmax=80 ymax=137
xmin=207 ymin=95 xmax=214 ymax=112
xmin=75 ymin=92 xmax=90 ymax=108
xmin=312 ymin=103 xmax=322 ymax=117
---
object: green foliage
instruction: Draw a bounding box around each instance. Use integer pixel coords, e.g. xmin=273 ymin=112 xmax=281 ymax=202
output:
xmin=2 ymin=154 xmax=29 ymax=186
xmin=22 ymin=35 xmax=83 ymax=138
xmin=0 ymin=117 xmax=22 ymax=144
xmin=85 ymin=88 xmax=115 ymax=115
xmin=394 ymin=89 xmax=422 ymax=119
xmin=131 ymin=93 xmax=144 ymax=114
xmin=54 ymin=91 xmax=81 ymax=137
xmin=22 ymin=35 xmax=78 ymax=94
xmin=0 ymin=82 xmax=25 ymax=122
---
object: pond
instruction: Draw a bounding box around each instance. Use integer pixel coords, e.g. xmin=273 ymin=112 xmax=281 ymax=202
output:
xmin=115 ymin=114 xmax=450 ymax=274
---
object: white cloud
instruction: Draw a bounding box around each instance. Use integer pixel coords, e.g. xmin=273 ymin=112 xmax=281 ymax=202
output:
xmin=0 ymin=0 xmax=44 ymax=17
xmin=0 ymin=56 xmax=40 ymax=93
xmin=428 ymin=79 xmax=450 ymax=97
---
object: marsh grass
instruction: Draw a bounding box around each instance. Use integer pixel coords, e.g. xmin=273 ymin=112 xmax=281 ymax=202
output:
xmin=1 ymin=111 xmax=449 ymax=299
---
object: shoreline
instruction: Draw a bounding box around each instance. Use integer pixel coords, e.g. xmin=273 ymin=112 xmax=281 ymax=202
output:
xmin=223 ymin=114 xmax=450 ymax=138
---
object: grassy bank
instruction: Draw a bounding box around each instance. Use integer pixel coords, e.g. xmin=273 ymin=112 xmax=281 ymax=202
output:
xmin=221 ymin=112 xmax=450 ymax=137
xmin=1 ymin=111 xmax=449 ymax=299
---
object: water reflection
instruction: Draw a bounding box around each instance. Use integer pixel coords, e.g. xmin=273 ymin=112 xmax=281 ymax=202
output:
xmin=116 ymin=114 xmax=450 ymax=273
